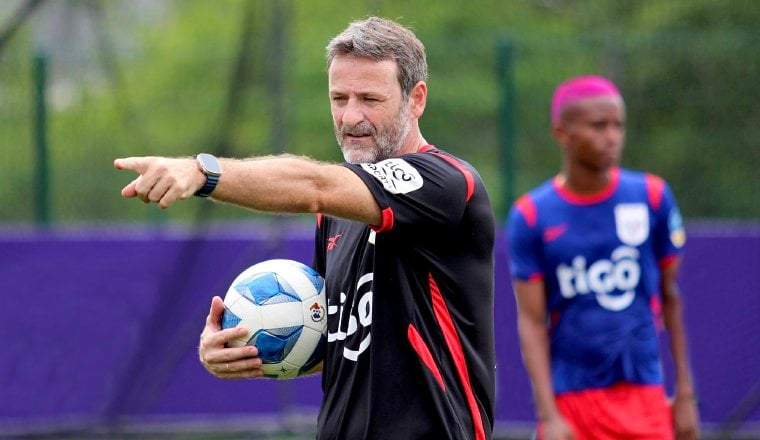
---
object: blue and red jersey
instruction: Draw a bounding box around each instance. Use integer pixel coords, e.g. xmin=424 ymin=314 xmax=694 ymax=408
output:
xmin=507 ymin=167 xmax=686 ymax=394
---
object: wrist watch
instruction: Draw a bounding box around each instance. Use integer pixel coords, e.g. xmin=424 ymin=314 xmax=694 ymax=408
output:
xmin=194 ymin=153 xmax=222 ymax=197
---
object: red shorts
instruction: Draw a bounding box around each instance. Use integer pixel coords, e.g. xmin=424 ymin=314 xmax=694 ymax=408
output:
xmin=538 ymin=383 xmax=673 ymax=440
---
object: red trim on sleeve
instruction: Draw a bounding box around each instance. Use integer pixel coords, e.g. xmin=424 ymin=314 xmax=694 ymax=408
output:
xmin=514 ymin=195 xmax=537 ymax=228
xmin=528 ymin=272 xmax=544 ymax=282
xmin=659 ymin=254 xmax=678 ymax=269
xmin=429 ymin=152 xmax=475 ymax=202
xmin=316 ymin=213 xmax=323 ymax=229
xmin=428 ymin=273 xmax=486 ymax=440
xmin=407 ymin=324 xmax=446 ymax=391
xmin=369 ymin=207 xmax=394 ymax=233
xmin=645 ymin=173 xmax=665 ymax=211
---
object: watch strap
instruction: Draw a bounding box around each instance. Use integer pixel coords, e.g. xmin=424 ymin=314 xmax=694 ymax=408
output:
xmin=194 ymin=173 xmax=219 ymax=197
xmin=194 ymin=153 xmax=222 ymax=197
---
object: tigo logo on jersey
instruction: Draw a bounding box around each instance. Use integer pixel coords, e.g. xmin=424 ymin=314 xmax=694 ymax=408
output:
xmin=327 ymin=272 xmax=373 ymax=362
xmin=361 ymin=159 xmax=423 ymax=194
xmin=556 ymin=246 xmax=641 ymax=311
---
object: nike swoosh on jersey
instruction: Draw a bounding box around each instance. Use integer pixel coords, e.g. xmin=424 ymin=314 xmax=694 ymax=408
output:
xmin=543 ymin=224 xmax=568 ymax=242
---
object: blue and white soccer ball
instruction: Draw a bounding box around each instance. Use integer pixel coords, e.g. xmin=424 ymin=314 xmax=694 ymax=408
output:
xmin=221 ymin=259 xmax=327 ymax=379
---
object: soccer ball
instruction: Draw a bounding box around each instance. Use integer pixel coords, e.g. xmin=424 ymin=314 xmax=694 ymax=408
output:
xmin=221 ymin=259 xmax=327 ymax=379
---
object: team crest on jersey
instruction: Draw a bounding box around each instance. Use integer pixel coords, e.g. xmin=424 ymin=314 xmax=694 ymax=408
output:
xmin=614 ymin=203 xmax=649 ymax=246
xmin=361 ymin=159 xmax=423 ymax=194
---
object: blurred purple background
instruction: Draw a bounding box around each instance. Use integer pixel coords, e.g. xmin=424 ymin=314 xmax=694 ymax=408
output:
xmin=0 ymin=222 xmax=758 ymax=435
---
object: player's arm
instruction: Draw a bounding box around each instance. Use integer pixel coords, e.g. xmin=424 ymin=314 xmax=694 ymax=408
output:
xmin=199 ymin=295 xmax=324 ymax=380
xmin=513 ymin=279 xmax=575 ymax=440
xmin=660 ymin=258 xmax=700 ymax=440
xmin=114 ymin=155 xmax=382 ymax=226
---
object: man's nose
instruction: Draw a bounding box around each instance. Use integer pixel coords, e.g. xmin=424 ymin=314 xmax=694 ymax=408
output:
xmin=603 ymin=124 xmax=624 ymax=143
xmin=342 ymin=99 xmax=365 ymax=127
xmin=612 ymin=128 xmax=625 ymax=144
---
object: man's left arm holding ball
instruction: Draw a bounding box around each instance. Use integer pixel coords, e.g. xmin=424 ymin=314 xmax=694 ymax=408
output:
xmin=197 ymin=296 xmax=324 ymax=379
xmin=199 ymin=296 xmax=266 ymax=379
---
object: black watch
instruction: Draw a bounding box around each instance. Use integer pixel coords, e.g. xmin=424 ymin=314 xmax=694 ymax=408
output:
xmin=194 ymin=153 xmax=222 ymax=197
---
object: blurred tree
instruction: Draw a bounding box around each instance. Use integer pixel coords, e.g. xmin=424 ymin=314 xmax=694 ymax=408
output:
xmin=0 ymin=0 xmax=757 ymax=224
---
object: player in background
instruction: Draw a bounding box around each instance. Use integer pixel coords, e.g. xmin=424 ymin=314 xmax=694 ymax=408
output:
xmin=115 ymin=17 xmax=496 ymax=440
xmin=506 ymin=75 xmax=699 ymax=440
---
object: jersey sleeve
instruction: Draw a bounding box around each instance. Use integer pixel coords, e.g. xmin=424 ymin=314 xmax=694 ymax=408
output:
xmin=506 ymin=195 xmax=543 ymax=281
xmin=342 ymin=152 xmax=473 ymax=232
xmin=651 ymin=179 xmax=686 ymax=266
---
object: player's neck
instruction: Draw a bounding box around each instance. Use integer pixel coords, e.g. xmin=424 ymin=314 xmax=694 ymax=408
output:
xmin=558 ymin=167 xmax=615 ymax=195
xmin=397 ymin=130 xmax=429 ymax=156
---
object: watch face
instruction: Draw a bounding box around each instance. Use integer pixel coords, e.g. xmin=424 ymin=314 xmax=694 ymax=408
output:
xmin=197 ymin=153 xmax=222 ymax=176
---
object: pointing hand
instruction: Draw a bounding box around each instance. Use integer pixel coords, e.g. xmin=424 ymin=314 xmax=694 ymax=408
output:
xmin=114 ymin=156 xmax=204 ymax=208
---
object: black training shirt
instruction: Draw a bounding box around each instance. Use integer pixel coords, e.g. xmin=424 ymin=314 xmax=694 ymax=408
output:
xmin=313 ymin=145 xmax=496 ymax=440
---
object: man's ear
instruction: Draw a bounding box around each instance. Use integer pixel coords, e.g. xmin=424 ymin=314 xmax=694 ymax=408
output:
xmin=552 ymin=124 xmax=568 ymax=148
xmin=409 ymin=81 xmax=427 ymax=118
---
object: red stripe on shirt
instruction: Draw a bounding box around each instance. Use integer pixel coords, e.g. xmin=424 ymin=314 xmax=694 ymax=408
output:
xmin=650 ymin=296 xmax=664 ymax=331
xmin=428 ymin=273 xmax=486 ymax=440
xmin=515 ymin=195 xmax=537 ymax=228
xmin=645 ymin=173 xmax=665 ymax=211
xmin=407 ymin=324 xmax=446 ymax=391
xmin=428 ymin=152 xmax=475 ymax=202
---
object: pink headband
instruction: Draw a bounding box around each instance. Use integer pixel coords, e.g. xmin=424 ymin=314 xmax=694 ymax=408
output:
xmin=551 ymin=75 xmax=622 ymax=125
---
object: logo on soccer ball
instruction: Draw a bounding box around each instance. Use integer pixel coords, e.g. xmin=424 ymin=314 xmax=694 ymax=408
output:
xmin=310 ymin=303 xmax=325 ymax=322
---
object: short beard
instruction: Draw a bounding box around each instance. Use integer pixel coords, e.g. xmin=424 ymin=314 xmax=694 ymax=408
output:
xmin=336 ymin=100 xmax=412 ymax=164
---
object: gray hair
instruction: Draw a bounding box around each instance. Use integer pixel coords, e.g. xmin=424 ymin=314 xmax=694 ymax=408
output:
xmin=326 ymin=16 xmax=427 ymax=100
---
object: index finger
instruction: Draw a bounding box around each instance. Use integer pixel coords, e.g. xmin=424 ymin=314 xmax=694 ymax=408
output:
xmin=114 ymin=157 xmax=151 ymax=173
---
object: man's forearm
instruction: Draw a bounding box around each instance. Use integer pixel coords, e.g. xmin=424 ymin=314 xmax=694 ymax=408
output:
xmin=663 ymin=293 xmax=696 ymax=398
xmin=518 ymin=317 xmax=560 ymax=421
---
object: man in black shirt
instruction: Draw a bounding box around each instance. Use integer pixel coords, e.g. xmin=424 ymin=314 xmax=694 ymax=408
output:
xmin=115 ymin=16 xmax=496 ymax=440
